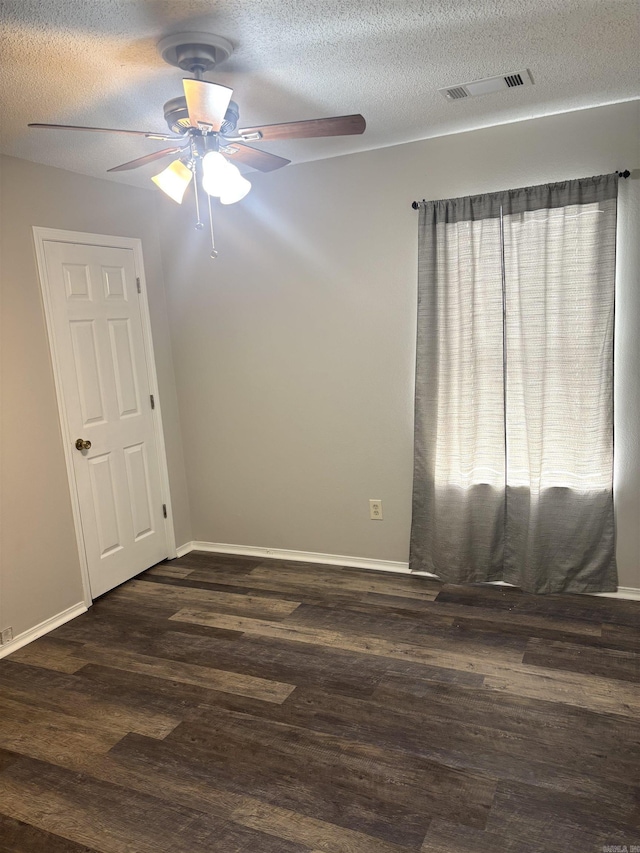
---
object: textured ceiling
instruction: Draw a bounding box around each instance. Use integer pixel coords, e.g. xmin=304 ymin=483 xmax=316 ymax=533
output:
xmin=1 ymin=0 xmax=638 ymax=188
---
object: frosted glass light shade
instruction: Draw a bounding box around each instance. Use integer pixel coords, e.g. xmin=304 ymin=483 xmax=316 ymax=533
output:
xmin=220 ymin=168 xmax=251 ymax=204
xmin=202 ymin=152 xmax=251 ymax=203
xmin=151 ymin=159 xmax=193 ymax=204
xmin=201 ymin=151 xmax=231 ymax=197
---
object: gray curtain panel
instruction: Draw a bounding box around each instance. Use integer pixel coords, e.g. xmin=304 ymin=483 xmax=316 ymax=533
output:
xmin=410 ymin=174 xmax=618 ymax=594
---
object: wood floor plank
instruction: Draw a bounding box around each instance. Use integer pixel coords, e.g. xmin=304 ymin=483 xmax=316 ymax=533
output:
xmin=436 ymin=583 xmax=640 ymax=627
xmin=109 ymin=731 xmax=436 ymax=848
xmin=33 ymin=748 xmax=242 ymax=826
xmin=285 ymin=602 xmax=528 ymax=658
xmin=374 ymin=670 xmax=640 ymax=741
xmin=112 ymin=577 xmax=302 ymax=620
xmin=601 ymin=622 xmax=640 ymax=650
xmin=257 ymin=682 xmax=640 ymax=793
xmin=523 ymin=636 xmax=640 ymax=683
xmin=0 ymin=748 xmax=20 ymax=773
xmin=75 ymin=621 xmax=391 ymax=697
xmin=183 ymin=566 xmax=442 ymax=607
xmin=0 ymin=695 xmax=124 ymax=764
xmin=7 ymin=638 xmax=87 ymax=673
xmin=0 ymin=757 xmax=308 ymax=853
xmin=230 ymin=797 xmax=417 ymax=853
xmin=144 ymin=564 xmax=195 ymax=579
xmin=172 ymin=552 xmax=262 ymax=570
xmin=0 ymin=660 xmax=181 ymax=739
xmin=0 ymin=813 xmax=101 ymax=853
xmin=430 ymin=600 xmax=604 ymax=639
xmin=68 ymin=645 xmax=296 ymax=703
xmin=485 ymin=779 xmax=640 ymax=851
xmin=163 ymin=706 xmax=496 ymax=830
xmin=168 ymin=608 xmax=525 ymax=668
xmin=421 ymin=818 xmax=556 ymax=853
xmin=482 ymin=665 xmax=640 ymax=718
xmin=249 ymin=563 xmax=441 ymax=601
xmin=71 ymin=662 xmax=289 ymax=724
xmin=50 ymin=604 xmax=242 ymax=647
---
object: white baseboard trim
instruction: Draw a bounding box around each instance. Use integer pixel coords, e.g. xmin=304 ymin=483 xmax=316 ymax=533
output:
xmin=489 ymin=580 xmax=640 ymax=601
xmin=592 ymin=587 xmax=640 ymax=601
xmin=182 ymin=540 xmax=436 ymax=578
xmin=0 ymin=602 xmax=87 ymax=660
xmin=177 ymin=540 xmax=640 ymax=600
xmin=175 ymin=542 xmax=194 ymax=558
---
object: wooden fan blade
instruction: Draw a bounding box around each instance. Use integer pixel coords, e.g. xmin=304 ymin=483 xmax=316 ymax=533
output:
xmin=183 ymin=79 xmax=233 ymax=131
xmin=28 ymin=123 xmax=179 ymax=141
xmin=238 ymin=114 xmax=366 ymax=141
xmin=107 ymin=146 xmax=186 ymax=173
xmin=223 ymin=143 xmax=290 ymax=173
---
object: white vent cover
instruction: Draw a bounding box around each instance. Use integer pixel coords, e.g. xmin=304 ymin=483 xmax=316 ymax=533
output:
xmin=440 ymin=70 xmax=533 ymax=101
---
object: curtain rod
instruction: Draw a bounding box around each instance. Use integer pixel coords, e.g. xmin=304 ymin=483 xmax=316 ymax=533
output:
xmin=411 ymin=170 xmax=632 ymax=209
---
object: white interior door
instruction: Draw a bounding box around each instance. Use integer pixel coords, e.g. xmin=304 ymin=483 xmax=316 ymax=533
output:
xmin=40 ymin=237 xmax=170 ymax=598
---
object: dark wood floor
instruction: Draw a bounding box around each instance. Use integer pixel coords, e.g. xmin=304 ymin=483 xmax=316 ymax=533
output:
xmin=0 ymin=552 xmax=639 ymax=852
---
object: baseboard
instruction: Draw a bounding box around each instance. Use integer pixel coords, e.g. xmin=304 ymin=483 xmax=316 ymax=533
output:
xmin=177 ymin=540 xmax=640 ymax=600
xmin=181 ymin=540 xmax=437 ymax=577
xmin=592 ymin=587 xmax=640 ymax=601
xmin=0 ymin=602 xmax=87 ymax=660
xmin=175 ymin=542 xmax=194 ymax=558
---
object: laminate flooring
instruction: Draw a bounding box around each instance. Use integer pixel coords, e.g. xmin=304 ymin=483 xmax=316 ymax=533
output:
xmin=1 ymin=552 xmax=639 ymax=852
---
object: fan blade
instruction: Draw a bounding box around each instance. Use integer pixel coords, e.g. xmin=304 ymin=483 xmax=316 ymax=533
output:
xmin=183 ymin=79 xmax=233 ymax=131
xmin=238 ymin=114 xmax=366 ymax=141
xmin=28 ymin=123 xmax=180 ymax=141
xmin=107 ymin=146 xmax=187 ymax=173
xmin=223 ymin=143 xmax=290 ymax=173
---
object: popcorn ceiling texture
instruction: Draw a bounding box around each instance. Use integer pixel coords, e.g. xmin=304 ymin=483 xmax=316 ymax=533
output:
xmin=0 ymin=0 xmax=638 ymax=187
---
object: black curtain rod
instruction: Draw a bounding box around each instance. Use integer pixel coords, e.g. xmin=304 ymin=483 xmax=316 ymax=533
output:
xmin=411 ymin=170 xmax=632 ymax=209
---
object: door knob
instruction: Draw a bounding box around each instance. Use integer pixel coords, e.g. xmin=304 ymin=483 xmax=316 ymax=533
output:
xmin=75 ymin=438 xmax=92 ymax=451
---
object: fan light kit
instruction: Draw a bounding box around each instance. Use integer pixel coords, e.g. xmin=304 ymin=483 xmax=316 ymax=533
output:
xmin=29 ymin=32 xmax=366 ymax=258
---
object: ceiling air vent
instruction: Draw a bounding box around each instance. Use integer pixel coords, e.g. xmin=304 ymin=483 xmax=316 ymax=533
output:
xmin=440 ymin=70 xmax=533 ymax=101
xmin=504 ymin=72 xmax=524 ymax=88
xmin=445 ymin=86 xmax=468 ymax=100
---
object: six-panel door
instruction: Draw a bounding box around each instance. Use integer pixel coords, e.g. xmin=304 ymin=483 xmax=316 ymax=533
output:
xmin=43 ymin=240 xmax=168 ymax=598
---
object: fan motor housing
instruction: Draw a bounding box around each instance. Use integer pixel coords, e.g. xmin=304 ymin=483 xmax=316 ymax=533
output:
xmin=163 ymin=97 xmax=239 ymax=136
xmin=163 ymin=97 xmax=191 ymax=134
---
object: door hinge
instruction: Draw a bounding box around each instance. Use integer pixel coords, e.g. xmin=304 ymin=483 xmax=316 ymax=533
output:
xmin=162 ymin=504 xmax=167 ymax=519
xmin=150 ymin=394 xmax=155 ymax=409
xmin=136 ymin=277 xmax=141 ymax=294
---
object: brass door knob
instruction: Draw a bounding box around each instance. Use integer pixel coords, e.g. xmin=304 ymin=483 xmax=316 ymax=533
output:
xmin=75 ymin=438 xmax=92 ymax=451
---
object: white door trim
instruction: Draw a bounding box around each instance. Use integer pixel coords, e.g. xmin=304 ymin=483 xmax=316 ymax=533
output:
xmin=33 ymin=227 xmax=177 ymax=606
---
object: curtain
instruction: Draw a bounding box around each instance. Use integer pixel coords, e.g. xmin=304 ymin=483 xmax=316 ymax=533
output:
xmin=410 ymin=174 xmax=618 ymax=594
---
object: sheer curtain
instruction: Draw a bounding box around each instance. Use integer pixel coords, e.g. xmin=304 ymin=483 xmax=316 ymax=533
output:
xmin=410 ymin=174 xmax=618 ymax=594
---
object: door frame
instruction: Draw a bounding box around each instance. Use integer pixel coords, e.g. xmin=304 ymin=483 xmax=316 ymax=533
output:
xmin=33 ymin=227 xmax=177 ymax=606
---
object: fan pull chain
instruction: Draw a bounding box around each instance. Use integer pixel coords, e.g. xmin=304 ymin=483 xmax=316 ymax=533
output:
xmin=207 ymin=193 xmax=218 ymax=258
xmin=193 ymin=162 xmax=204 ymax=231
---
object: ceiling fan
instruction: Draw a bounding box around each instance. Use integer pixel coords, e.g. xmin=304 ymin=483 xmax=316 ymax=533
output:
xmin=29 ymin=33 xmax=366 ymax=256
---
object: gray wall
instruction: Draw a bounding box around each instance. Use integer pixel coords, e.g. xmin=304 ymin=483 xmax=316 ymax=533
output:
xmin=161 ymin=100 xmax=640 ymax=589
xmin=0 ymin=155 xmax=191 ymax=638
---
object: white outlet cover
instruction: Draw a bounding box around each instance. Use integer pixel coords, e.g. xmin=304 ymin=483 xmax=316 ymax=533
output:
xmin=369 ymin=499 xmax=383 ymax=520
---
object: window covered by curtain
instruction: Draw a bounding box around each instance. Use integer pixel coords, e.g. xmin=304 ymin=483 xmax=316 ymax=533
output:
xmin=410 ymin=174 xmax=618 ymax=594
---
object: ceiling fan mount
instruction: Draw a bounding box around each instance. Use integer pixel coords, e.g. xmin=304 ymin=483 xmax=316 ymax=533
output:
xmin=157 ymin=32 xmax=234 ymax=75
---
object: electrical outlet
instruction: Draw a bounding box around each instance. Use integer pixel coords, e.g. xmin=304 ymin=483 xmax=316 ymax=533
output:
xmin=0 ymin=627 xmax=13 ymax=645
xmin=369 ymin=499 xmax=383 ymax=520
